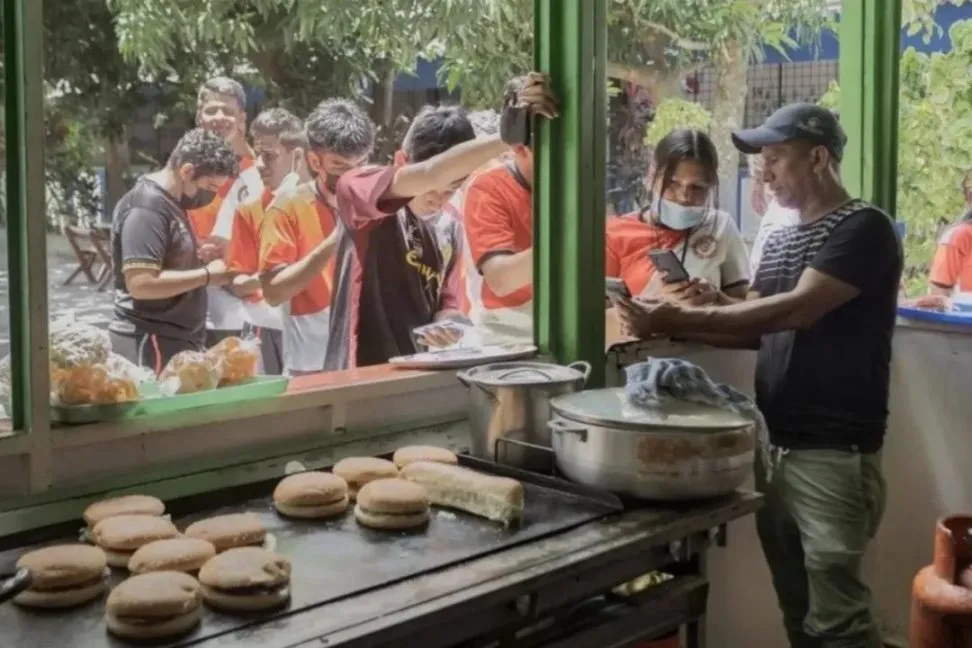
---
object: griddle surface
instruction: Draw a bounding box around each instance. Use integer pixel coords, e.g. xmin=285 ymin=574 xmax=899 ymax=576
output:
xmin=0 ymin=460 xmax=619 ymax=647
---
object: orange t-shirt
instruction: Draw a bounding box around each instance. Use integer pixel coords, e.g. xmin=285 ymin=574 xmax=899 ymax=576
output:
xmin=226 ymin=187 xmax=273 ymax=304
xmin=462 ymin=164 xmax=533 ymax=310
xmin=930 ymin=220 xmax=972 ymax=293
xmin=605 ymin=213 xmax=687 ymax=296
xmin=187 ymin=156 xmax=255 ymax=240
xmin=259 ymin=183 xmax=337 ymax=317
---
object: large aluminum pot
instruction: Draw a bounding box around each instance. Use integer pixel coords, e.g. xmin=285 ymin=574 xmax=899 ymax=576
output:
xmin=548 ymin=387 xmax=755 ymax=501
xmin=457 ymin=360 xmax=591 ymax=471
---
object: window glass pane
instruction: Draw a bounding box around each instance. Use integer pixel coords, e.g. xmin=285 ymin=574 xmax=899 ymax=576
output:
xmin=42 ymin=1 xmax=539 ymax=418
xmin=604 ymin=3 xmax=838 ymax=350
xmin=0 ymin=18 xmax=8 ymax=427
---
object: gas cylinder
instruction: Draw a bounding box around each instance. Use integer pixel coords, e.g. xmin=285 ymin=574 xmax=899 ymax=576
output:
xmin=910 ymin=515 xmax=972 ymax=647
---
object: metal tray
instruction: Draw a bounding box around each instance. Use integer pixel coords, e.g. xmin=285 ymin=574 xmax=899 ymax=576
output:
xmin=0 ymin=456 xmax=622 ymax=648
xmin=388 ymin=344 xmax=538 ymax=370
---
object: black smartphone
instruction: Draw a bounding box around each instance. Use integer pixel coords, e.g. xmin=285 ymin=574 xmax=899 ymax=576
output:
xmin=647 ymin=249 xmax=690 ymax=284
xmin=605 ymin=277 xmax=631 ymax=299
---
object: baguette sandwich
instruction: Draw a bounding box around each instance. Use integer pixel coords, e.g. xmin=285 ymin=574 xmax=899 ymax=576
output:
xmin=400 ymin=461 xmax=524 ymax=526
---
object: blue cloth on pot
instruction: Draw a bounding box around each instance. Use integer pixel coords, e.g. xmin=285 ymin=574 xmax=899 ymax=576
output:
xmin=624 ymin=357 xmax=769 ymax=469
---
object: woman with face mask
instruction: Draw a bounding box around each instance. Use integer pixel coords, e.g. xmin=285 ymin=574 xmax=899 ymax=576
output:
xmin=605 ymin=129 xmax=751 ymax=344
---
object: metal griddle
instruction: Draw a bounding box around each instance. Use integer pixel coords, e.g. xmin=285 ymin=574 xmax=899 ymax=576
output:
xmin=0 ymin=456 xmax=622 ymax=648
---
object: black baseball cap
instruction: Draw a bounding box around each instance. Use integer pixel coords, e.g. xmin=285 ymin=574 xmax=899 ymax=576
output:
xmin=732 ymin=103 xmax=847 ymax=162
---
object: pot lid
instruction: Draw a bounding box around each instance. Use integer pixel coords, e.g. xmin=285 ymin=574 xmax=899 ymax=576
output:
xmin=550 ymin=387 xmax=752 ymax=431
xmin=458 ymin=360 xmax=590 ymax=387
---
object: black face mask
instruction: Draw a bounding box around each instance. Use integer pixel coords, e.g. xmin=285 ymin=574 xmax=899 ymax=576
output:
xmin=324 ymin=173 xmax=341 ymax=193
xmin=179 ymin=189 xmax=216 ymax=211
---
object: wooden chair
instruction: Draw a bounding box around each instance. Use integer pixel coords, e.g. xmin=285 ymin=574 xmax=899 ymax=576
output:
xmin=63 ymin=225 xmax=112 ymax=291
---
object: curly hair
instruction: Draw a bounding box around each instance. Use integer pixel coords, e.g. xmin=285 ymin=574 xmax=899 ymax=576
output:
xmin=168 ymin=128 xmax=240 ymax=179
xmin=305 ymin=99 xmax=374 ymax=158
xmin=402 ymin=105 xmax=476 ymax=163
xmin=251 ymin=107 xmax=306 ymax=151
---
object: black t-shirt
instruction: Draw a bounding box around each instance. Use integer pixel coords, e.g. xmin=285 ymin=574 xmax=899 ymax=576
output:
xmin=323 ymin=166 xmax=463 ymax=370
xmin=751 ymin=199 xmax=903 ymax=452
xmin=109 ymin=177 xmax=207 ymax=343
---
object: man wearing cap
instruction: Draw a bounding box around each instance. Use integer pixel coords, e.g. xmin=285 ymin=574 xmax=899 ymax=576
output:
xmin=613 ymin=103 xmax=902 ymax=648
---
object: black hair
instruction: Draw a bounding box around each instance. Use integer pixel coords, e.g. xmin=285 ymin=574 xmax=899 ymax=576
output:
xmin=251 ymin=107 xmax=306 ymax=150
xmin=305 ymin=99 xmax=375 ymax=159
xmin=167 ymin=128 xmax=239 ymax=179
xmin=197 ymin=77 xmax=247 ymax=113
xmin=402 ymin=105 xmax=476 ymax=163
xmin=647 ymin=129 xmax=719 ymax=210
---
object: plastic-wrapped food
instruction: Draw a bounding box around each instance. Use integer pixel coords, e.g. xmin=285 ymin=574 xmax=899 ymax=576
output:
xmin=49 ymin=313 xmax=111 ymax=369
xmin=159 ymin=351 xmax=221 ymax=396
xmin=206 ymin=336 xmax=260 ymax=386
xmin=51 ymin=364 xmax=139 ymax=406
xmin=105 ymin=353 xmax=156 ymax=386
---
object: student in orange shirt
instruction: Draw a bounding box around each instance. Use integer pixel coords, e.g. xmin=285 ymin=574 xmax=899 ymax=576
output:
xmin=259 ymin=99 xmax=373 ymax=375
xmin=188 ymin=77 xmax=263 ymax=347
xmin=604 ymin=129 xmax=750 ymax=345
xmin=929 ymin=170 xmax=972 ymax=306
xmin=224 ymin=107 xmax=309 ymax=375
xmin=461 ymin=77 xmax=537 ymax=345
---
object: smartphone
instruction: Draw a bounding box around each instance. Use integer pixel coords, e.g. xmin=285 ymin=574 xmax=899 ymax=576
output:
xmin=647 ymin=249 xmax=690 ymax=284
xmin=605 ymin=277 xmax=631 ymax=299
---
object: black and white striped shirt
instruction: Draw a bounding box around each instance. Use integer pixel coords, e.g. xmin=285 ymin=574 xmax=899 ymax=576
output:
xmin=752 ymin=199 xmax=903 ymax=452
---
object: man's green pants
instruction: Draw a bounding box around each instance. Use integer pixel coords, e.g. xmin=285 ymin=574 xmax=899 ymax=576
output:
xmin=755 ymin=447 xmax=886 ymax=648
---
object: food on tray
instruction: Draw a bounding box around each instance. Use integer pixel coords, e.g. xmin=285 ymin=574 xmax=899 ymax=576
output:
xmin=392 ymin=445 xmax=459 ymax=469
xmin=400 ymin=461 xmax=524 ymax=526
xmin=206 ymin=335 xmax=259 ymax=386
xmin=104 ymin=353 xmax=156 ymax=385
xmin=332 ymin=456 xmax=399 ymax=500
xmin=12 ymin=544 xmax=109 ymax=609
xmin=198 ymin=547 xmax=291 ymax=611
xmin=273 ymin=471 xmax=350 ymax=519
xmin=184 ymin=513 xmax=267 ymax=552
xmin=82 ymin=495 xmax=166 ymax=541
xmin=159 ymin=350 xmax=221 ymax=395
xmin=902 ymin=293 xmax=954 ymax=312
xmin=128 ymin=538 xmax=217 ymax=575
xmin=49 ymin=314 xmax=112 ymax=369
xmin=51 ymin=364 xmax=139 ymax=406
xmin=91 ymin=514 xmax=180 ymax=568
xmin=104 ymin=571 xmax=202 ymax=640
xmin=354 ymin=478 xmax=431 ymax=530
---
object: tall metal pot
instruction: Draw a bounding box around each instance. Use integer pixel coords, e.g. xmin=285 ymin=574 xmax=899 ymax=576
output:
xmin=457 ymin=360 xmax=591 ymax=471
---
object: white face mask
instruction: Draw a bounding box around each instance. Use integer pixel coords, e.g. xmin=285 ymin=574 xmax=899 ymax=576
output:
xmin=654 ymin=196 xmax=707 ymax=231
xmin=274 ymin=171 xmax=300 ymax=196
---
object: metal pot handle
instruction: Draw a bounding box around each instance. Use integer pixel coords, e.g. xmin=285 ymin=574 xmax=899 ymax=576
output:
xmin=548 ymin=418 xmax=589 ymax=442
xmin=493 ymin=367 xmax=557 ymax=382
xmin=0 ymin=568 xmax=31 ymax=605
xmin=493 ymin=437 xmax=557 ymax=476
xmin=567 ymin=361 xmax=592 ymax=385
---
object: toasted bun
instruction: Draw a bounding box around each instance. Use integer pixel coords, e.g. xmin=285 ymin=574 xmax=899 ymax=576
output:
xmin=274 ymin=495 xmax=349 ymax=519
xmin=400 ymin=461 xmax=524 ymax=525
xmin=92 ymin=514 xmax=179 ymax=551
xmin=83 ymin=495 xmax=165 ymax=527
xmin=392 ymin=446 xmax=459 ymax=469
xmin=354 ymin=503 xmax=430 ymax=530
xmin=106 ymin=571 xmax=201 ymax=618
xmin=184 ymin=513 xmax=266 ymax=551
xmin=273 ymin=472 xmax=348 ymax=506
xmin=105 ymin=607 xmax=201 ymax=640
xmin=104 ymin=548 xmax=135 ymax=569
xmin=332 ymin=457 xmax=398 ymax=497
xmin=14 ymin=572 xmax=108 ymax=609
xmin=356 ymin=478 xmax=429 ymax=514
xmin=16 ymin=544 xmax=107 ymax=588
xmin=128 ymin=538 xmax=217 ymax=574
xmin=200 ymin=584 xmax=291 ymax=612
xmin=198 ymin=547 xmax=291 ymax=590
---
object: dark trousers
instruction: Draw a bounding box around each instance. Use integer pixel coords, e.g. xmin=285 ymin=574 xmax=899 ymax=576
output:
xmin=110 ymin=330 xmax=202 ymax=375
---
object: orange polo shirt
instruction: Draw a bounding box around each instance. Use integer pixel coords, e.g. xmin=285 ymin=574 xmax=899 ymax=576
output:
xmin=930 ymin=220 xmax=972 ymax=295
xmin=226 ymin=187 xmax=273 ymax=303
xmin=259 ymin=183 xmax=337 ymax=317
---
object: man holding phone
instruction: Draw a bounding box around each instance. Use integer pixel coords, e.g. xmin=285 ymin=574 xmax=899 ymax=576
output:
xmin=614 ymin=104 xmax=901 ymax=648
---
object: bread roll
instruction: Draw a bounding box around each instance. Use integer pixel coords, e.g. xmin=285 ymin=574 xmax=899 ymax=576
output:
xmin=400 ymin=461 xmax=524 ymax=526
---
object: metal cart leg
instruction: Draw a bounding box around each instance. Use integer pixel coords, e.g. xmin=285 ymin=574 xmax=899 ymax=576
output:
xmin=683 ymin=551 xmax=708 ymax=648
